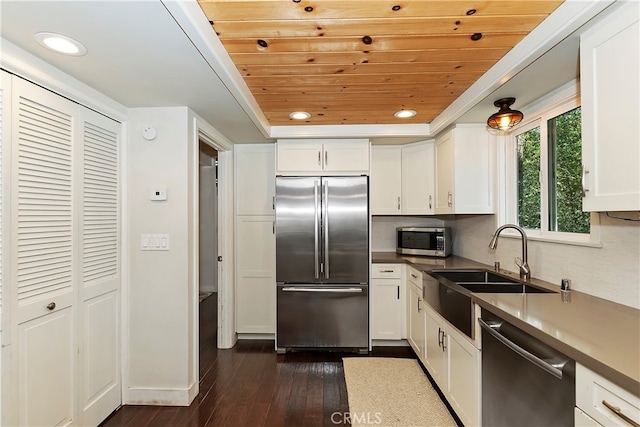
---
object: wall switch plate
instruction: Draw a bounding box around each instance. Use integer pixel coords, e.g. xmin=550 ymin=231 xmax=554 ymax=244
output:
xmin=150 ymin=187 xmax=167 ymax=201
xmin=141 ymin=234 xmax=170 ymax=251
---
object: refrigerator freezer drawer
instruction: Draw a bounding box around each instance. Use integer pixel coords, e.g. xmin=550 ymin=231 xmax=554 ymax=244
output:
xmin=276 ymin=284 xmax=369 ymax=352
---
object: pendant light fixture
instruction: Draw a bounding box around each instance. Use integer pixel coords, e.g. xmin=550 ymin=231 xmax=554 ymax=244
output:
xmin=487 ymin=97 xmax=524 ymax=131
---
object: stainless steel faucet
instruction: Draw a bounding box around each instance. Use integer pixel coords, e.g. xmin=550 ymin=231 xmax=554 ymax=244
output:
xmin=489 ymin=224 xmax=531 ymax=281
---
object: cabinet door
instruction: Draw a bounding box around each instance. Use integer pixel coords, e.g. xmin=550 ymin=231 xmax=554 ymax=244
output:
xmin=435 ymin=131 xmax=454 ymax=214
xmin=402 ymin=141 xmax=435 ymax=215
xmin=452 ymin=126 xmax=494 ymax=214
xmin=447 ymin=327 xmax=480 ymax=427
xmin=407 ymin=283 xmax=425 ymax=360
xmin=370 ymin=279 xmax=402 ymax=340
xmin=370 ymin=147 xmax=401 ymax=214
xmin=322 ymin=140 xmax=370 ymax=173
xmin=236 ymin=216 xmax=276 ymax=333
xmin=581 ymin=2 xmax=640 ymax=211
xmin=424 ymin=306 xmax=447 ymax=387
xmin=276 ymin=141 xmax=323 ymax=173
xmin=235 ymin=144 xmax=275 ymax=215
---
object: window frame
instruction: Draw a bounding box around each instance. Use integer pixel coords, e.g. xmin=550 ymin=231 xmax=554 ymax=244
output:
xmin=498 ymin=83 xmax=601 ymax=246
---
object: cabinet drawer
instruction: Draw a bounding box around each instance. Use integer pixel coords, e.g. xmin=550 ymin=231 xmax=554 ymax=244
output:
xmin=407 ymin=265 xmax=422 ymax=287
xmin=576 ymin=363 xmax=640 ymax=426
xmin=371 ymin=264 xmax=402 ymax=279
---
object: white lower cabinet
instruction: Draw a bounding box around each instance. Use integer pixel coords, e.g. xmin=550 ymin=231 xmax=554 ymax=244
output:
xmin=575 ymin=363 xmax=640 ymax=427
xmin=406 ymin=266 xmax=425 ymax=359
xmin=370 ymin=264 xmax=403 ymax=340
xmin=423 ymin=304 xmax=480 ymax=427
xmin=235 ymin=216 xmax=276 ymax=333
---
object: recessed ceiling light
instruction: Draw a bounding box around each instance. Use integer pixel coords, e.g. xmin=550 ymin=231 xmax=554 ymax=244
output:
xmin=34 ymin=32 xmax=87 ymax=56
xmin=289 ymin=111 xmax=311 ymax=120
xmin=394 ymin=109 xmax=417 ymax=118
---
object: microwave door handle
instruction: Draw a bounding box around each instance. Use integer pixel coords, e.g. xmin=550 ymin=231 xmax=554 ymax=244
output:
xmin=323 ymin=180 xmax=329 ymax=279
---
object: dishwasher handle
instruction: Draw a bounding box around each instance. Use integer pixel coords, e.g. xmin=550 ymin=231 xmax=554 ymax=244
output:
xmin=282 ymin=287 xmax=363 ymax=293
xmin=479 ymin=318 xmax=567 ymax=380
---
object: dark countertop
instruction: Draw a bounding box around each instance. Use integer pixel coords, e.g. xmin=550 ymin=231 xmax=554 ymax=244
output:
xmin=372 ymin=251 xmax=640 ymax=396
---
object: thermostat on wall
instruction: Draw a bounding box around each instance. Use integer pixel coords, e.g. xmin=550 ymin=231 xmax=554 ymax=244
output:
xmin=150 ymin=187 xmax=167 ymax=201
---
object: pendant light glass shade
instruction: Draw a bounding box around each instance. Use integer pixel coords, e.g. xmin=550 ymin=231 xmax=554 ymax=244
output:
xmin=487 ymin=97 xmax=524 ymax=131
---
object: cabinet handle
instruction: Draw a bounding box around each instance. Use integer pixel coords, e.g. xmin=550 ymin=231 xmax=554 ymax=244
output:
xmin=46 ymin=302 xmax=56 ymax=310
xmin=438 ymin=328 xmax=443 ymax=347
xmin=318 ymin=151 xmax=321 ymax=165
xmin=417 ymin=297 xmax=422 ymax=312
xmin=397 ymin=285 xmax=400 ymax=300
xmin=272 ymin=196 xmax=275 ymax=210
xmin=429 ymin=194 xmax=432 ymax=209
xmin=447 ymin=191 xmax=452 ymax=207
xmin=273 ymin=221 xmax=275 ymax=234
xmin=397 ymin=196 xmax=401 ymax=211
xmin=411 ymin=273 xmax=418 ymax=279
xmin=325 ymin=150 xmax=328 ymax=166
xmin=379 ymin=269 xmax=394 ymax=273
xmin=442 ymin=332 xmax=447 ymax=352
xmin=581 ymin=164 xmax=590 ymax=197
xmin=602 ymin=400 xmax=640 ymax=427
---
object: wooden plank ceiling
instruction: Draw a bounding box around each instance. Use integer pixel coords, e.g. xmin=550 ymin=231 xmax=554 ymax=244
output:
xmin=198 ymin=0 xmax=564 ymax=126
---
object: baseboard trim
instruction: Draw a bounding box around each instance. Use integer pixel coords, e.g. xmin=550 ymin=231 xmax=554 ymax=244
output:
xmin=237 ymin=333 xmax=275 ymax=340
xmin=127 ymin=382 xmax=197 ymax=406
xmin=371 ymin=339 xmax=410 ymax=347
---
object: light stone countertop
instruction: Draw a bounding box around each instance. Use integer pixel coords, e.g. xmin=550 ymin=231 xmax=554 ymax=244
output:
xmin=372 ymin=252 xmax=640 ymax=396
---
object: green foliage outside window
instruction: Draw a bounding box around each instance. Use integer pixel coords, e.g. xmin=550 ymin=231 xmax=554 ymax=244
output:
xmin=517 ymin=127 xmax=541 ymax=229
xmin=516 ymin=107 xmax=589 ymax=234
xmin=549 ymin=107 xmax=590 ymax=233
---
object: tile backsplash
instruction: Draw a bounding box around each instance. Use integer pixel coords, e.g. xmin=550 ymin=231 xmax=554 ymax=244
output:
xmin=452 ymin=213 xmax=640 ymax=309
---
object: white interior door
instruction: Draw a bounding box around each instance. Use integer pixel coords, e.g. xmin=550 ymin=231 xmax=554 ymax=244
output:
xmin=78 ymin=107 xmax=121 ymax=426
xmin=12 ymin=77 xmax=77 ymax=426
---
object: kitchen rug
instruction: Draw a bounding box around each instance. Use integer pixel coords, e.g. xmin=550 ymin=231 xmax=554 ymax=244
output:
xmin=342 ymin=357 xmax=457 ymax=427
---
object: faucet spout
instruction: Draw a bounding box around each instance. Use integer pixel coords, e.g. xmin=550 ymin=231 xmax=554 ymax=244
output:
xmin=488 ymin=224 xmax=530 ymax=281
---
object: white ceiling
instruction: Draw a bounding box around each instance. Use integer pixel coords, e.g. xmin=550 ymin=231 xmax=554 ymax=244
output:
xmin=0 ymin=0 xmax=615 ymax=145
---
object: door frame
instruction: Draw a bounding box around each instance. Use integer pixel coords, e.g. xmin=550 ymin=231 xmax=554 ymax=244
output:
xmin=192 ymin=116 xmax=235 ymax=353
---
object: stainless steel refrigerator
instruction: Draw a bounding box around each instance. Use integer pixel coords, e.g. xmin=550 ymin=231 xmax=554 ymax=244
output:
xmin=275 ymin=176 xmax=369 ymax=353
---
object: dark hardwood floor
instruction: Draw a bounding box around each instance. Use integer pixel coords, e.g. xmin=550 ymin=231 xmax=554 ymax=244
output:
xmin=100 ymin=294 xmax=416 ymax=427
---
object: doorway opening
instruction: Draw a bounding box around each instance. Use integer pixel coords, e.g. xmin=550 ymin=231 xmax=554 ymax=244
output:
xmin=198 ymin=140 xmax=218 ymax=375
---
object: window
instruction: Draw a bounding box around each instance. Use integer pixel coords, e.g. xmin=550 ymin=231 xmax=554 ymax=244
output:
xmin=503 ymin=92 xmax=597 ymax=244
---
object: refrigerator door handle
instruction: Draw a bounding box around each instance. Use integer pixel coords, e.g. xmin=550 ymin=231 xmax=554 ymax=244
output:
xmin=323 ymin=180 xmax=330 ymax=279
xmin=282 ymin=287 xmax=363 ymax=293
xmin=314 ymin=180 xmax=320 ymax=279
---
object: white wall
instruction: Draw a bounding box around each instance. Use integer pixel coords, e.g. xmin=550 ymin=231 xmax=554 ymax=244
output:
xmin=199 ymin=159 xmax=218 ymax=293
xmin=127 ymin=107 xmax=196 ymax=405
xmin=452 ymin=213 xmax=640 ymax=309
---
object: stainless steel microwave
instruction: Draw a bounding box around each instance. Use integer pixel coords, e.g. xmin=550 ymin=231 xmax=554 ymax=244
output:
xmin=396 ymin=227 xmax=451 ymax=257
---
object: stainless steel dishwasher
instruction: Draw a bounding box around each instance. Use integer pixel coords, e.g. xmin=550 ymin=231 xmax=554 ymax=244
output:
xmin=480 ymin=310 xmax=575 ymax=426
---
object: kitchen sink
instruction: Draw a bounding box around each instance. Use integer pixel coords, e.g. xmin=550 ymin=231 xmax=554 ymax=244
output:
xmin=457 ymin=282 xmax=553 ymax=294
xmin=431 ymin=269 xmax=518 ymax=284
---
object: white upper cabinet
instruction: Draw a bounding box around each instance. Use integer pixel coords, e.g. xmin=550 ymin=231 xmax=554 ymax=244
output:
xmin=276 ymin=139 xmax=369 ymax=175
xmin=581 ymin=1 xmax=640 ymax=212
xmin=235 ymin=144 xmax=275 ymax=215
xmin=435 ymin=125 xmax=494 ymax=214
xmin=370 ymin=141 xmax=435 ymax=215
xmin=402 ymin=141 xmax=435 ymax=215
xmin=370 ymin=146 xmax=402 ymax=214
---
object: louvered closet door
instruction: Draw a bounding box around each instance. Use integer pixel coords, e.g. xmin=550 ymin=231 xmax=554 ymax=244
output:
xmin=12 ymin=77 xmax=77 ymax=427
xmin=78 ymin=107 xmax=121 ymax=426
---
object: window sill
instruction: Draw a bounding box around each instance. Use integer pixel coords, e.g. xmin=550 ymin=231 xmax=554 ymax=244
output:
xmin=497 ymin=231 xmax=603 ymax=248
